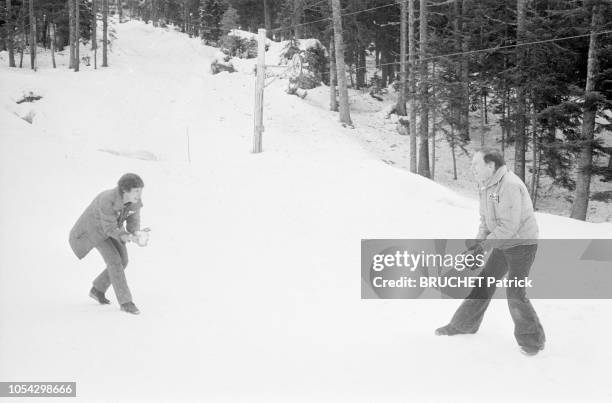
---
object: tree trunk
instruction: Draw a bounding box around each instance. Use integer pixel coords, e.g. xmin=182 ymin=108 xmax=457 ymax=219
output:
xmin=7 ymin=0 xmax=16 ymax=67
xmin=514 ymin=0 xmax=527 ymax=182
xmin=356 ymin=46 xmax=366 ymax=89
xmin=484 ymin=90 xmax=488 ymax=124
xmin=329 ymin=36 xmax=338 ymax=111
xmin=264 ymin=0 xmax=272 ymax=38
xmin=293 ymin=0 xmax=304 ymax=38
xmin=460 ymin=0 xmax=470 ymax=141
xmin=118 ymin=0 xmax=123 ymax=22
xmin=501 ymin=57 xmax=507 ymax=155
xmin=431 ymin=61 xmax=436 ymax=179
xmin=69 ymin=0 xmax=75 ymax=68
xmin=408 ymin=0 xmax=417 ymax=173
xmin=479 ymin=89 xmax=485 ymax=146
xmin=75 ymin=0 xmax=80 ymax=71
xmin=418 ymin=0 xmax=430 ymax=178
xmin=331 ymin=0 xmax=352 ymax=126
xmin=50 ymin=22 xmax=56 ymax=68
xmin=92 ymin=0 xmax=97 ymax=68
xmin=570 ymin=4 xmax=602 ymax=221
xmin=103 ymin=0 xmax=108 ymax=67
xmin=19 ymin=1 xmax=25 ymax=68
xmin=152 ymin=0 xmax=157 ymax=27
xmin=29 ymin=0 xmax=36 ymax=70
xmin=44 ymin=14 xmax=48 ymax=49
xmin=451 ymin=128 xmax=457 ymax=180
xmin=530 ymin=100 xmax=537 ymax=200
xmin=504 ymin=86 xmax=511 ymax=156
xmin=396 ymin=0 xmax=407 ymax=116
xmin=182 ymin=1 xmax=187 ymax=32
xmin=533 ymin=148 xmax=542 ymax=210
xmin=380 ymin=45 xmax=388 ymax=88
xmin=42 ymin=12 xmax=47 ymax=48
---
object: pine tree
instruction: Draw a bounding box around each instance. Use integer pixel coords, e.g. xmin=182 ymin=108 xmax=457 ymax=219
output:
xmin=220 ymin=5 xmax=239 ymax=32
xmin=199 ymin=0 xmax=226 ymax=43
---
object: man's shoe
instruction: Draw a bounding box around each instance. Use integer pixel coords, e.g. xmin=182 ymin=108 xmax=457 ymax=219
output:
xmin=435 ymin=324 xmax=475 ymax=336
xmin=89 ymin=287 xmax=110 ymax=304
xmin=120 ymin=302 xmax=141 ymax=315
xmin=519 ymin=345 xmax=543 ymax=356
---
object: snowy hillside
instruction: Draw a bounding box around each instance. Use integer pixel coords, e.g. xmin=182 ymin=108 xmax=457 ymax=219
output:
xmin=1 ymin=20 xmax=611 ymax=402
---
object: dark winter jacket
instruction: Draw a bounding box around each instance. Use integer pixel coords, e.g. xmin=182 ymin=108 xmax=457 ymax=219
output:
xmin=69 ymin=187 xmax=143 ymax=259
xmin=477 ymin=166 xmax=538 ymax=251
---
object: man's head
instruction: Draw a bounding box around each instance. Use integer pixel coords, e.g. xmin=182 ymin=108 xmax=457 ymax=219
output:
xmin=471 ymin=148 xmax=505 ymax=184
xmin=118 ymin=173 xmax=144 ymax=204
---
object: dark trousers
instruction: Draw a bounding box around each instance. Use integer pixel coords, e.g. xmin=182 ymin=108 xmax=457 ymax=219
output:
xmin=93 ymin=237 xmax=132 ymax=305
xmin=449 ymin=244 xmax=546 ymax=350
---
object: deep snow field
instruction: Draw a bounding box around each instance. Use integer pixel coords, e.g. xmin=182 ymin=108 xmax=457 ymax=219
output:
xmin=1 ymin=19 xmax=611 ymax=402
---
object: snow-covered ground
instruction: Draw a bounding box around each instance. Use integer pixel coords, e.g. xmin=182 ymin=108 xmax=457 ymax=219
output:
xmin=1 ymin=20 xmax=611 ymax=402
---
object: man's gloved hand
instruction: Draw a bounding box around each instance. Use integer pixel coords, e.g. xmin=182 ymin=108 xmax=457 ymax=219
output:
xmin=462 ymin=239 xmax=485 ymax=270
xmin=465 ymin=239 xmax=482 ymax=250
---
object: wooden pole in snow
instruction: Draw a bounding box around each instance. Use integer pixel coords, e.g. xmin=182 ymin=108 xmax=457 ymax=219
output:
xmin=253 ymin=28 xmax=266 ymax=153
xmin=50 ymin=23 xmax=56 ymax=68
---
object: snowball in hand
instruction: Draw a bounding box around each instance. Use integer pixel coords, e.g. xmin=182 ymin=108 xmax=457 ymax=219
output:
xmin=135 ymin=229 xmax=150 ymax=247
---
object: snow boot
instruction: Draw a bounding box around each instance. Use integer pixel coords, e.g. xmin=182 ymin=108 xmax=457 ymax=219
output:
xmin=435 ymin=324 xmax=475 ymax=336
xmin=520 ymin=345 xmax=543 ymax=356
xmin=89 ymin=287 xmax=110 ymax=305
xmin=120 ymin=302 xmax=141 ymax=315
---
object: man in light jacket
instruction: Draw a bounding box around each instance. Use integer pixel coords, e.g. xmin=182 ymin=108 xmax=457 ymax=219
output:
xmin=435 ymin=148 xmax=546 ymax=356
xmin=69 ymin=173 xmax=145 ymax=315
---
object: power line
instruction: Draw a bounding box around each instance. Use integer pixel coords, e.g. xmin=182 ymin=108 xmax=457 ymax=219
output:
xmin=266 ymin=0 xmax=611 ymax=74
xmin=270 ymin=1 xmax=399 ymax=33
xmin=311 ymin=29 xmax=612 ymax=77
xmin=378 ymin=29 xmax=612 ymax=70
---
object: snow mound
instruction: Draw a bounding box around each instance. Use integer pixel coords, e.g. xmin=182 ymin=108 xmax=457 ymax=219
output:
xmin=228 ymin=29 xmax=273 ymax=46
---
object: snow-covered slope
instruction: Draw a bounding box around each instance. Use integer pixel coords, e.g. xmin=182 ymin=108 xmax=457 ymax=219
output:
xmin=1 ymin=20 xmax=611 ymax=402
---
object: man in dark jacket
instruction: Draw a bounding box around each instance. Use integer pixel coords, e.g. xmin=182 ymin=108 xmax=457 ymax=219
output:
xmin=69 ymin=173 xmax=145 ymax=315
xmin=435 ymin=149 xmax=546 ymax=356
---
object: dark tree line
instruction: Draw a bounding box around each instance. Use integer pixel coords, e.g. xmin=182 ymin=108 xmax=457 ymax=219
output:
xmin=2 ymin=0 xmax=611 ymax=220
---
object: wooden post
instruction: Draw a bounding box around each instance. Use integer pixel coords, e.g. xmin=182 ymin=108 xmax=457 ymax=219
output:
xmin=75 ymin=0 xmax=80 ymax=72
xmin=331 ymin=0 xmax=352 ymax=126
xmin=253 ymin=28 xmax=266 ymax=153
xmin=50 ymin=23 xmax=56 ymax=68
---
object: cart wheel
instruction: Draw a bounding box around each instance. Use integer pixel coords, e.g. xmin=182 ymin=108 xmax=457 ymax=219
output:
xmin=289 ymin=53 xmax=303 ymax=80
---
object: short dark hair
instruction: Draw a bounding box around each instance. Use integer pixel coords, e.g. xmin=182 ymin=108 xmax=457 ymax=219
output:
xmin=118 ymin=173 xmax=144 ymax=194
xmin=476 ymin=148 xmax=506 ymax=170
